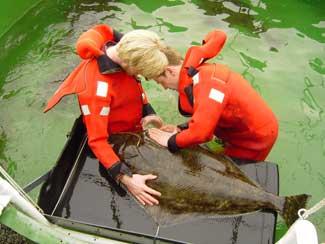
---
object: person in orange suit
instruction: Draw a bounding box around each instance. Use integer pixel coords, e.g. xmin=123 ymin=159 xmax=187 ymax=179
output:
xmin=124 ymin=29 xmax=279 ymax=162
xmin=44 ymin=24 xmax=164 ymax=206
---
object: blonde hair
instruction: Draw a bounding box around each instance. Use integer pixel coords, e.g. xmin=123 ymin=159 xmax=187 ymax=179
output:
xmin=117 ymin=29 xmax=182 ymax=79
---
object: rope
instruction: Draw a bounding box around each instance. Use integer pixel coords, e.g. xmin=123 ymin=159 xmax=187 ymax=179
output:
xmin=298 ymin=198 xmax=325 ymax=219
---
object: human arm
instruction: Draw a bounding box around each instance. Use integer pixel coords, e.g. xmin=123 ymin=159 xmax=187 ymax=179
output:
xmin=80 ymin=92 xmax=160 ymax=205
xmin=149 ymin=73 xmax=229 ymax=151
xmin=168 ymin=75 xmax=229 ymax=152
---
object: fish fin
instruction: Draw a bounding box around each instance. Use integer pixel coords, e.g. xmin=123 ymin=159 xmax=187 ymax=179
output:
xmin=282 ymin=194 xmax=310 ymax=227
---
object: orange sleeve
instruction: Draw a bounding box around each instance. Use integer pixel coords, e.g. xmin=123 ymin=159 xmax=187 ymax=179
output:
xmin=168 ymin=74 xmax=229 ymax=151
xmin=80 ymin=94 xmax=133 ymax=179
xmin=78 ymin=93 xmax=120 ymax=169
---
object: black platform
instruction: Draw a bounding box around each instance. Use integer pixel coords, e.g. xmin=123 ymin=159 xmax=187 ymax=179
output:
xmin=38 ymin=118 xmax=278 ymax=244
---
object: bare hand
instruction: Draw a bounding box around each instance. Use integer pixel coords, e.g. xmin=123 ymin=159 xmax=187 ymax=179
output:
xmin=160 ymin=124 xmax=179 ymax=133
xmin=148 ymin=128 xmax=176 ymax=147
xmin=141 ymin=115 xmax=163 ymax=129
xmin=120 ymin=174 xmax=161 ymax=206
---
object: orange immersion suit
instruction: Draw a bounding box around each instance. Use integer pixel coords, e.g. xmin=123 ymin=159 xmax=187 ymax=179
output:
xmin=44 ymin=25 xmax=156 ymax=179
xmin=168 ymin=30 xmax=278 ymax=161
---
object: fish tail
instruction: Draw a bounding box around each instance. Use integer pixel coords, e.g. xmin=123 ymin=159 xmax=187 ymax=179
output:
xmin=281 ymin=194 xmax=310 ymax=227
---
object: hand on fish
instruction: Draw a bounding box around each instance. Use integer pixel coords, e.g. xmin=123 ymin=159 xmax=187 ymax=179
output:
xmin=148 ymin=127 xmax=177 ymax=147
xmin=120 ymin=174 xmax=161 ymax=206
xmin=110 ymin=132 xmax=310 ymax=226
xmin=141 ymin=115 xmax=163 ymax=129
xmin=160 ymin=124 xmax=180 ymax=133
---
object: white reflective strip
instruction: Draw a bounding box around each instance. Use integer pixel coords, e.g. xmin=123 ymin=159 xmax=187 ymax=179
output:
xmin=209 ymin=88 xmax=224 ymax=104
xmin=100 ymin=106 xmax=110 ymax=116
xmin=81 ymin=105 xmax=90 ymax=115
xmin=96 ymin=81 xmax=108 ymax=97
xmin=142 ymin=93 xmax=146 ymax=100
xmin=193 ymin=73 xmax=200 ymax=85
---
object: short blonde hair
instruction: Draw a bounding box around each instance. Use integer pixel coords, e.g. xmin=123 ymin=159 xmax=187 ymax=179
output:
xmin=117 ymin=29 xmax=181 ymax=79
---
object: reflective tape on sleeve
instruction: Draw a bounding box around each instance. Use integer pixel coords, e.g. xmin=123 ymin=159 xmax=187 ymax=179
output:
xmin=100 ymin=106 xmax=110 ymax=116
xmin=81 ymin=105 xmax=90 ymax=115
xmin=209 ymin=88 xmax=224 ymax=104
xmin=96 ymin=81 xmax=108 ymax=97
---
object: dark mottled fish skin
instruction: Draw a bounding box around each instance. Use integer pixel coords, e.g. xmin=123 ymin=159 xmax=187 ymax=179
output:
xmin=109 ymin=132 xmax=310 ymax=227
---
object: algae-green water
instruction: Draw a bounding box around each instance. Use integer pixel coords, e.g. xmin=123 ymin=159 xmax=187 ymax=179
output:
xmin=0 ymin=0 xmax=324 ymax=241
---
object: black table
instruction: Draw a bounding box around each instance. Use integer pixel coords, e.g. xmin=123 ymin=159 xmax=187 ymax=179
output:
xmin=38 ymin=117 xmax=278 ymax=244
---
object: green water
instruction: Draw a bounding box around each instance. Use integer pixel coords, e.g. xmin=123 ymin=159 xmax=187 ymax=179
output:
xmin=0 ymin=0 xmax=324 ymax=241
